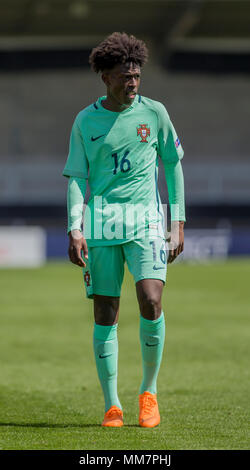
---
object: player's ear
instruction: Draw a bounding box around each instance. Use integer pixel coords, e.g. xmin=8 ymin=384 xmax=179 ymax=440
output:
xmin=101 ymin=72 xmax=110 ymax=87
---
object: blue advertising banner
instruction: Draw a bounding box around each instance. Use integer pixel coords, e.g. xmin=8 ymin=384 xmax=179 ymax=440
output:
xmin=46 ymin=228 xmax=250 ymax=260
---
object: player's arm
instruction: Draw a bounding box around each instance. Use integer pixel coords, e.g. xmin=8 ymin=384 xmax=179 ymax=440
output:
xmin=67 ymin=176 xmax=88 ymax=268
xmin=164 ymin=161 xmax=185 ymax=263
xmin=157 ymin=103 xmax=186 ymax=263
xmin=63 ymin=116 xmax=89 ymax=267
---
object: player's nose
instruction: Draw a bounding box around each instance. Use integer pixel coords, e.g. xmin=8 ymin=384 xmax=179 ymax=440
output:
xmin=128 ymin=76 xmax=137 ymax=87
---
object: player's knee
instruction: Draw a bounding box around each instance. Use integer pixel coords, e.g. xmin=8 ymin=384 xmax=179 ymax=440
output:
xmin=139 ymin=293 xmax=161 ymax=320
xmin=94 ymin=295 xmax=120 ymax=325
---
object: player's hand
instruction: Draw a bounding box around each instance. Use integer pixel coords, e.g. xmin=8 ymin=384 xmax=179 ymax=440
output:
xmin=167 ymin=221 xmax=184 ymax=264
xmin=68 ymin=230 xmax=88 ymax=268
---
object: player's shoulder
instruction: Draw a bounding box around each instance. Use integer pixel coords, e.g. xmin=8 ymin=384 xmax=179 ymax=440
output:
xmin=74 ymin=99 xmax=100 ymax=126
xmin=140 ymin=96 xmax=168 ymax=114
xmin=138 ymin=96 xmax=170 ymax=127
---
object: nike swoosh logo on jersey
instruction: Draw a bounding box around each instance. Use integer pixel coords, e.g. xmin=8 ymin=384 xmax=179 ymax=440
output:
xmin=91 ymin=134 xmax=105 ymax=141
xmin=153 ymin=265 xmax=165 ymax=270
xmin=99 ymin=353 xmax=112 ymax=359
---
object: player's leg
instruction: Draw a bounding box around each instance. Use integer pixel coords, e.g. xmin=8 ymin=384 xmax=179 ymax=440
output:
xmin=136 ymin=278 xmax=163 ymax=321
xmin=125 ymin=237 xmax=167 ymax=427
xmin=83 ymin=245 xmax=125 ymax=426
xmin=93 ymin=294 xmax=123 ymax=426
xmin=94 ymin=294 xmax=119 ymax=325
xmin=136 ymin=278 xmax=165 ymax=391
xmin=137 ymin=281 xmax=165 ymax=428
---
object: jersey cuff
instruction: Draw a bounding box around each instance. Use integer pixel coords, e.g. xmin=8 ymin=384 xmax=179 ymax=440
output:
xmin=63 ymin=169 xmax=88 ymax=179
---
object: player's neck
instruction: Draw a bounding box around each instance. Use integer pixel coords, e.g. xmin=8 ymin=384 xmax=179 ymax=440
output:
xmin=101 ymin=92 xmax=132 ymax=112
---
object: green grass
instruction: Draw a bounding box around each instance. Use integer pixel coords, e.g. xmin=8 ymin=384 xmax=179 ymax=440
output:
xmin=0 ymin=259 xmax=249 ymax=450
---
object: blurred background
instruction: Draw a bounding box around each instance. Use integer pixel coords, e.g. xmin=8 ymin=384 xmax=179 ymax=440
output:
xmin=0 ymin=0 xmax=250 ymax=266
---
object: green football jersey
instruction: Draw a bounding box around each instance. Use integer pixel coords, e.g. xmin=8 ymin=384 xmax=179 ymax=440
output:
xmin=63 ymin=94 xmax=184 ymax=246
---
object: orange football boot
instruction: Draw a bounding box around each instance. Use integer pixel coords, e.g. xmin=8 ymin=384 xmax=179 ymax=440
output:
xmin=139 ymin=391 xmax=160 ymax=428
xmin=102 ymin=406 xmax=123 ymax=427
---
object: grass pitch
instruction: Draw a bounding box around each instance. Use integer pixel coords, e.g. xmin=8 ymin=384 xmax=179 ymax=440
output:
xmin=0 ymin=258 xmax=249 ymax=450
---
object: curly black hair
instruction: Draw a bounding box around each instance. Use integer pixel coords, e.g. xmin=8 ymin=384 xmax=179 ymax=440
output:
xmin=89 ymin=32 xmax=148 ymax=73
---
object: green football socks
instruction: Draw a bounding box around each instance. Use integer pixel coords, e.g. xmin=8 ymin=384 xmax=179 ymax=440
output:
xmin=93 ymin=314 xmax=165 ymax=411
xmin=93 ymin=323 xmax=122 ymax=412
xmin=139 ymin=311 xmax=165 ymax=395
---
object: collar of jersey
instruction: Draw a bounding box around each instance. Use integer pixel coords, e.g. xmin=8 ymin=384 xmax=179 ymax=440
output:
xmin=95 ymin=95 xmax=139 ymax=114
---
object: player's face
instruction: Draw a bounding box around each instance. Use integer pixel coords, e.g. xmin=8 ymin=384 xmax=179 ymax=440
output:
xmin=103 ymin=62 xmax=141 ymax=107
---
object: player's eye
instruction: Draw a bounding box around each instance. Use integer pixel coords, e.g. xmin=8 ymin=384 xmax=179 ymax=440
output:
xmin=124 ymin=74 xmax=140 ymax=81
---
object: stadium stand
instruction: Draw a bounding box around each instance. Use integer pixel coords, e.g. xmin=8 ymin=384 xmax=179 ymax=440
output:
xmin=0 ymin=0 xmax=249 ymax=233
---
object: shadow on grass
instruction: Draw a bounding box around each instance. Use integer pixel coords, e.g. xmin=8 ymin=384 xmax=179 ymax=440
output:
xmin=0 ymin=422 xmax=140 ymax=429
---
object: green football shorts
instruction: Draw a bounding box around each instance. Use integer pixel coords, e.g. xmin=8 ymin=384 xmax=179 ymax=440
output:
xmin=82 ymin=237 xmax=167 ymax=299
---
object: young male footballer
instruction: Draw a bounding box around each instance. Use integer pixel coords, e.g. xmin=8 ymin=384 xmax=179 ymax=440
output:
xmin=63 ymin=32 xmax=185 ymax=428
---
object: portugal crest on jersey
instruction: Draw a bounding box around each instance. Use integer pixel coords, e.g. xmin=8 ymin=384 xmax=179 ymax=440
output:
xmin=137 ymin=124 xmax=150 ymax=143
xmin=84 ymin=270 xmax=91 ymax=287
